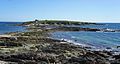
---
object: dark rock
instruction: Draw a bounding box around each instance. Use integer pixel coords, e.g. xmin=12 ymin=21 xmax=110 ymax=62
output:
xmin=106 ymin=47 xmax=112 ymax=49
xmin=0 ymin=42 xmax=22 ymax=47
xmin=113 ymin=55 xmax=120 ymax=59
xmin=93 ymin=51 xmax=110 ymax=58
xmin=117 ymin=46 xmax=120 ymax=48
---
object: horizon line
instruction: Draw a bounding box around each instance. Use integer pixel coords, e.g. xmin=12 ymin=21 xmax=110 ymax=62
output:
xmin=0 ymin=19 xmax=120 ymax=23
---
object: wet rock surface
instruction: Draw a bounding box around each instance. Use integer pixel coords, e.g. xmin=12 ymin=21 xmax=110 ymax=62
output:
xmin=0 ymin=36 xmax=112 ymax=64
xmin=0 ymin=42 xmax=111 ymax=64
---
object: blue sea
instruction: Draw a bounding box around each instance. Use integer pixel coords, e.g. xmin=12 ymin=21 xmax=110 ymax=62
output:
xmin=0 ymin=22 xmax=26 ymax=34
xmin=51 ymin=23 xmax=120 ymax=54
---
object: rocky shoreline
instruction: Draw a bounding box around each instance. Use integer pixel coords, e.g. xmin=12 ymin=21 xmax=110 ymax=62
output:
xmin=0 ymin=20 xmax=120 ymax=64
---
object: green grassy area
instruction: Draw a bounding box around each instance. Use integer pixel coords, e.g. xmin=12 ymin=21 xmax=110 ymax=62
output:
xmin=20 ymin=20 xmax=95 ymax=26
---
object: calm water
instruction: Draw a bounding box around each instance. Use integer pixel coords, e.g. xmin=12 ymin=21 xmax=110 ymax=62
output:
xmin=80 ymin=23 xmax=120 ymax=30
xmin=51 ymin=23 xmax=120 ymax=52
xmin=0 ymin=22 xmax=26 ymax=34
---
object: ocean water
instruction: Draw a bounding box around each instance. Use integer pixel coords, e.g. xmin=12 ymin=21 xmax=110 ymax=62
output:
xmin=51 ymin=23 xmax=120 ymax=53
xmin=0 ymin=22 xmax=26 ymax=34
xmin=80 ymin=23 xmax=120 ymax=30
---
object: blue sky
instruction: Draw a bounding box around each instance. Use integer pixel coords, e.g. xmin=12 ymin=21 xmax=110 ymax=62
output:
xmin=0 ymin=0 xmax=120 ymax=23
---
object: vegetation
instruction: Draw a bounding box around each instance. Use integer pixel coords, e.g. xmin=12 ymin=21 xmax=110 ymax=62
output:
xmin=19 ymin=19 xmax=96 ymax=26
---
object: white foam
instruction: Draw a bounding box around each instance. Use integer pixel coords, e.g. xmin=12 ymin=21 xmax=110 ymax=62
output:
xmin=61 ymin=38 xmax=90 ymax=47
xmin=51 ymin=37 xmax=120 ymax=55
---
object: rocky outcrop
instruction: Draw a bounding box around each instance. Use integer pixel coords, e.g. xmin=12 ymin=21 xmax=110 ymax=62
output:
xmin=49 ymin=27 xmax=101 ymax=32
xmin=0 ymin=43 xmax=110 ymax=64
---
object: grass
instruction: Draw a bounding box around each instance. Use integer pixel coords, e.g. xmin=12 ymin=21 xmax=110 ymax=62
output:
xmin=20 ymin=20 xmax=95 ymax=26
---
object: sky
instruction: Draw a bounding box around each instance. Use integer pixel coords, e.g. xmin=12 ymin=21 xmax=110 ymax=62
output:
xmin=0 ymin=0 xmax=120 ymax=23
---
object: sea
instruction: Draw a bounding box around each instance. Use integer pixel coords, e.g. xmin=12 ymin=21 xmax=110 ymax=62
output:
xmin=0 ymin=22 xmax=26 ymax=34
xmin=51 ymin=23 xmax=120 ymax=54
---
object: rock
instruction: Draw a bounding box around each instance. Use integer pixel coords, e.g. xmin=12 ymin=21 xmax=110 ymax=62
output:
xmin=106 ymin=47 xmax=112 ymax=49
xmin=113 ymin=55 xmax=120 ymax=59
xmin=0 ymin=42 xmax=22 ymax=47
xmin=117 ymin=46 xmax=120 ymax=48
xmin=93 ymin=51 xmax=111 ymax=58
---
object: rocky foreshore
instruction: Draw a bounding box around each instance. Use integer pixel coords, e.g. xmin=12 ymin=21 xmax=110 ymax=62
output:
xmin=0 ymin=20 xmax=119 ymax=64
